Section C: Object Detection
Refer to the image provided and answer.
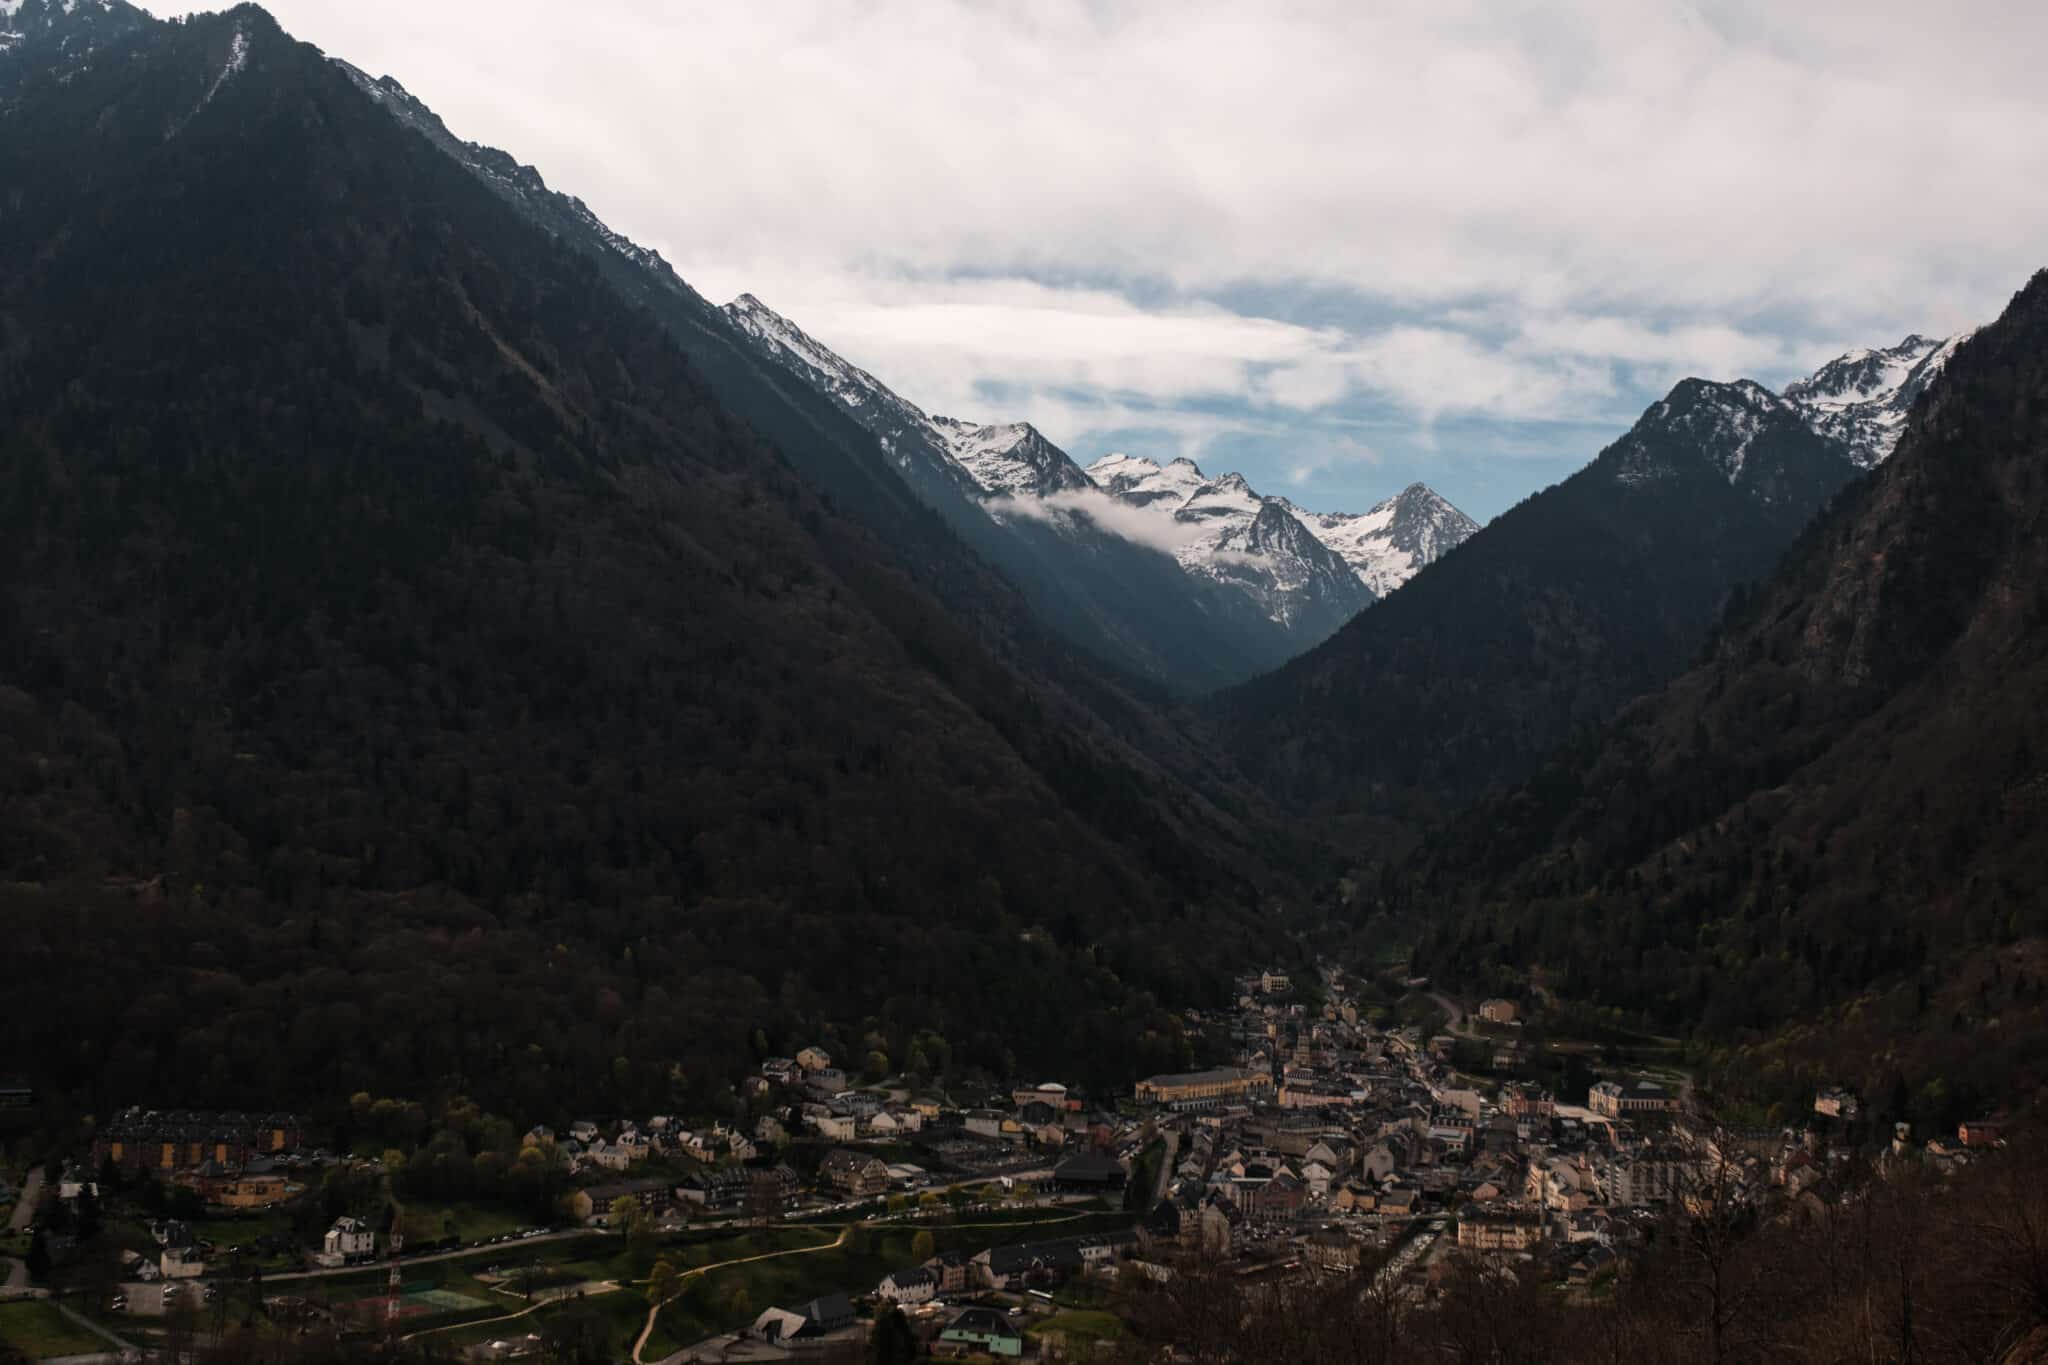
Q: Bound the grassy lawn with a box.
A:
[189,1210,295,1248]
[0,1301,106,1360]
[1030,1309,1123,1345]
[397,1202,531,1245]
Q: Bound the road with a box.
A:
[1429,993,1479,1040]
[1148,1131,1179,1210]
[6,1167,42,1231]
[264,1227,616,1283]
[3,1168,44,1301]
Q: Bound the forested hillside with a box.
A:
[0,5,1286,1117]
[1216,379,1859,845]
[1408,271,2048,1125]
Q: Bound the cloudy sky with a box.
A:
[161,0,2045,520]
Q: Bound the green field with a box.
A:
[397,1202,532,1246]
[1031,1309,1124,1346]
[0,1300,107,1360]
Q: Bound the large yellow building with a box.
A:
[1134,1068,1272,1110]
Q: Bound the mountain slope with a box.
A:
[1783,332,1971,468]
[1215,376,1861,842]
[0,4,1285,1113]
[717,292,1371,688]
[1411,270,2048,1122]
[1281,484,1482,598]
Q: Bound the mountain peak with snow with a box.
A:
[1783,331,1972,468]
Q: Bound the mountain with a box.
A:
[1090,456,1476,601]
[1410,270,2048,1125]
[1081,454,1380,638]
[1280,483,1481,598]
[1783,331,1971,468]
[0,3,1291,1114]
[0,0,148,61]
[1216,374,1861,843]
[322,64,1295,696]
[718,292,1372,688]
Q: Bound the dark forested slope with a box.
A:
[1412,271,2048,1122]
[0,5,1282,1114]
[1216,378,1859,844]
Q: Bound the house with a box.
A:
[318,1217,376,1267]
[1011,1082,1073,1111]
[940,1307,1024,1358]
[811,1112,857,1142]
[751,1294,855,1343]
[1478,999,1519,1025]
[796,1047,833,1073]
[924,1250,976,1295]
[754,1115,789,1146]
[819,1150,890,1199]
[568,1121,600,1143]
[585,1141,633,1173]
[978,1241,1085,1290]
[1456,1204,1545,1252]
[761,1058,800,1085]
[1307,1227,1365,1273]
[806,1068,849,1095]
[570,1178,670,1223]
[1814,1088,1861,1121]
[877,1267,936,1306]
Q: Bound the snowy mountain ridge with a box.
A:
[723,294,1094,500]
[1090,455,1477,599]
[1782,331,1972,468]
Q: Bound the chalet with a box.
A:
[570,1177,670,1222]
[978,1240,1084,1289]
[819,1149,890,1199]
[924,1250,976,1295]
[761,1058,800,1084]
[795,1047,833,1073]
[1478,999,1519,1024]
[939,1307,1023,1358]
[877,1267,936,1306]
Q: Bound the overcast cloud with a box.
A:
[156,0,2048,519]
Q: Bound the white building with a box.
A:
[317,1216,376,1267]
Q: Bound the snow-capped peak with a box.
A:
[1608,378,1801,487]
[720,294,1093,499]
[1283,484,1482,597]
[1782,331,1973,468]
